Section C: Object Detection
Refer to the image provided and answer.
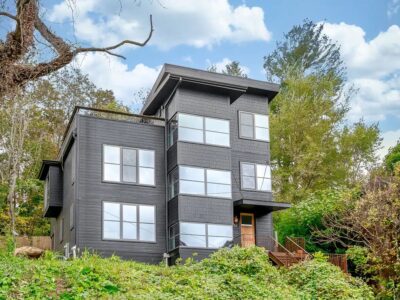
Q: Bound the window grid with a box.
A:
[239,111,269,142]
[169,113,230,148]
[169,166,232,199]
[103,202,156,242]
[240,162,272,192]
[169,222,233,250]
[103,145,155,186]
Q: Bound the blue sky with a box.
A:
[2,0,400,156]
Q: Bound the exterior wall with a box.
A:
[75,115,166,263]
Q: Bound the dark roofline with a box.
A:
[141,64,280,115]
[38,160,61,180]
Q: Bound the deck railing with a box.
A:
[327,254,348,273]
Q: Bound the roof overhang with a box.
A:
[38,160,61,180]
[141,64,280,115]
[234,199,291,214]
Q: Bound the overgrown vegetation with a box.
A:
[0,247,373,300]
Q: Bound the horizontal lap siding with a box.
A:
[256,213,273,248]
[76,116,166,263]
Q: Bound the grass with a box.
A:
[0,246,374,300]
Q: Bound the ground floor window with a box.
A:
[169,222,232,249]
[103,202,155,242]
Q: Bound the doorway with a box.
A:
[240,213,255,247]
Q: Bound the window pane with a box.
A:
[205,118,229,133]
[205,131,230,146]
[104,164,120,182]
[139,167,155,185]
[208,224,232,237]
[207,169,231,184]
[123,205,136,222]
[123,166,136,183]
[241,215,253,225]
[242,163,255,176]
[139,150,154,167]
[180,180,205,195]
[103,221,120,239]
[240,112,253,125]
[256,165,271,179]
[242,176,256,189]
[240,125,254,138]
[123,149,136,166]
[104,202,120,221]
[255,127,269,141]
[104,145,120,164]
[140,223,155,241]
[122,222,137,239]
[208,236,232,248]
[180,223,206,235]
[207,183,231,198]
[179,113,203,129]
[179,127,203,143]
[257,178,272,191]
[140,206,155,223]
[180,234,206,247]
[254,114,269,128]
[180,166,204,181]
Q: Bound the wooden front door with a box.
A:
[240,213,255,247]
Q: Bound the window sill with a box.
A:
[101,180,156,188]
[170,193,232,200]
[170,140,231,150]
[238,136,269,143]
[101,238,157,244]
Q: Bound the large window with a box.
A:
[168,113,230,147]
[169,222,233,249]
[103,145,155,185]
[239,111,269,141]
[168,166,232,199]
[241,162,271,191]
[103,202,155,242]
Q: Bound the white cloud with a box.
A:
[207,57,250,75]
[73,53,160,106]
[322,23,400,123]
[49,0,271,50]
[388,0,400,17]
[378,129,400,159]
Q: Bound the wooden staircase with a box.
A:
[266,236,310,267]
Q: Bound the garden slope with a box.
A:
[0,247,373,300]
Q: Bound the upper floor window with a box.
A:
[168,113,230,147]
[103,145,155,186]
[103,202,155,242]
[169,222,233,249]
[168,166,232,199]
[239,111,269,142]
[240,162,271,192]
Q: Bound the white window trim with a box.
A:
[238,111,269,142]
[240,162,272,192]
[169,222,233,250]
[169,113,231,148]
[169,165,232,199]
[102,145,156,186]
[102,201,156,243]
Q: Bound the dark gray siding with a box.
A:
[76,115,166,263]
[255,213,274,249]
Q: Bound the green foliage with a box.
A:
[207,61,248,78]
[0,247,373,299]
[384,141,400,174]
[274,188,355,252]
[286,259,374,299]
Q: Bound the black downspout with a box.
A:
[163,78,182,265]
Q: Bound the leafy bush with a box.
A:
[0,247,373,299]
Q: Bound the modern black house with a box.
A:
[38,64,290,264]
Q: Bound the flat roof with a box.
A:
[38,160,61,180]
[141,64,280,115]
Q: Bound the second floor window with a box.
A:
[103,145,155,185]
[241,162,272,192]
[168,113,230,147]
[239,111,269,142]
[168,166,232,199]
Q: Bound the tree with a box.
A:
[0,0,153,97]
[264,19,345,86]
[384,141,400,174]
[208,61,248,78]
